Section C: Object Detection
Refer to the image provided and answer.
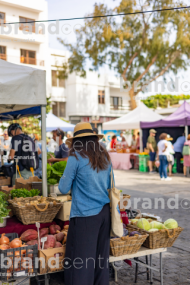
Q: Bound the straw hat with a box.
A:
[166,134,173,141]
[66,122,103,145]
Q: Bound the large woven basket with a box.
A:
[127,224,184,249]
[9,196,62,225]
[110,227,148,257]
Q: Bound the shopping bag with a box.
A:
[108,168,123,238]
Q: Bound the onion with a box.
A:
[10,238,22,248]
[0,233,10,245]
[0,244,10,250]
[20,245,27,255]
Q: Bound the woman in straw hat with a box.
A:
[59,122,113,285]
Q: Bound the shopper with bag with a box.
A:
[157,133,172,181]
[59,122,114,285]
[166,134,175,176]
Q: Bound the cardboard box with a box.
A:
[56,200,72,221]
[0,177,11,187]
[38,246,66,274]
[0,185,15,195]
[15,176,42,193]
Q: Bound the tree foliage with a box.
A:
[59,0,190,109]
[142,94,190,108]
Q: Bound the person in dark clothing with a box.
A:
[8,123,33,185]
[47,128,69,163]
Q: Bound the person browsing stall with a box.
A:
[147,129,157,173]
[8,124,35,185]
[0,129,11,164]
[173,133,185,173]
[59,122,113,285]
[47,128,69,163]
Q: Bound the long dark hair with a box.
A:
[69,136,111,172]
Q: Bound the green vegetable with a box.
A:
[0,191,10,223]
[47,178,58,185]
[11,189,40,199]
[52,161,67,174]
[136,218,151,231]
[150,221,165,230]
[47,152,55,160]
[164,219,178,229]
[47,161,67,185]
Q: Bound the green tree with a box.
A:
[142,94,190,108]
[59,0,190,109]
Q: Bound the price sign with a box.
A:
[41,236,47,250]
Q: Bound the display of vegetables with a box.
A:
[47,161,67,185]
[0,192,10,223]
[19,224,69,250]
[134,218,179,232]
[11,189,40,199]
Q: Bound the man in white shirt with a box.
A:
[0,129,11,164]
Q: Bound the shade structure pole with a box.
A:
[185,125,188,141]
[41,105,48,197]
[140,129,143,152]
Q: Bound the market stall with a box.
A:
[103,103,163,170]
[140,101,190,145]
[0,59,47,196]
[45,113,75,132]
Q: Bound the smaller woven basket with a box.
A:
[127,224,184,249]
[110,227,148,257]
[9,196,62,225]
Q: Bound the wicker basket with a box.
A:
[110,228,148,257]
[8,196,62,225]
[127,224,184,249]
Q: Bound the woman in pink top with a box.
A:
[184,134,190,168]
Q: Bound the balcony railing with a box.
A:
[0,54,6,60]
[20,56,44,66]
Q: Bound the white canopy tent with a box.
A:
[45,113,75,132]
[103,102,163,151]
[0,59,48,196]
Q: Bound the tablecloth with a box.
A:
[109,153,132,170]
[0,217,69,237]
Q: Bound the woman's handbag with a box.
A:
[108,168,123,238]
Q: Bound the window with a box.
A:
[98,90,105,104]
[0,12,5,25]
[0,46,6,60]
[52,102,66,117]
[52,70,57,87]
[52,70,65,88]
[19,16,35,33]
[20,49,36,65]
[110,97,122,110]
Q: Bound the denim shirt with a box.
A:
[58,153,112,218]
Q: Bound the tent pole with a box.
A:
[185,125,188,141]
[41,105,47,197]
[140,129,143,152]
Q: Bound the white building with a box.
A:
[0,0,131,129]
[0,0,50,90]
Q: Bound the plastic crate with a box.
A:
[0,233,18,241]
[0,243,38,282]
[139,166,149,172]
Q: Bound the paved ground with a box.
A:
[109,170,190,285]
[33,170,190,285]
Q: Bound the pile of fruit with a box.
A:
[131,218,179,232]
[20,224,69,249]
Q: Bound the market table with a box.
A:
[109,152,132,170]
[110,247,167,285]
